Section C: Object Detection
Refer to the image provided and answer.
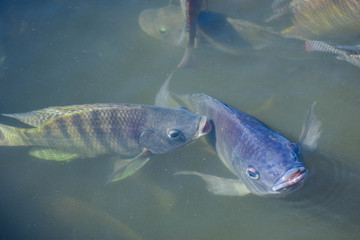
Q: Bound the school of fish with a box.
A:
[139,0,360,68]
[3,0,359,200]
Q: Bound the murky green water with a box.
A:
[1,1,359,239]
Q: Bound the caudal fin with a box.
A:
[177,47,196,68]
[155,69,193,109]
[305,40,341,55]
[0,123,28,146]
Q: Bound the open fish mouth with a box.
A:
[194,116,212,139]
[272,167,308,192]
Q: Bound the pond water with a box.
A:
[0,0,359,239]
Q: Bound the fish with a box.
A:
[155,74,321,197]
[196,11,295,54]
[139,5,187,47]
[177,0,203,68]
[280,0,360,42]
[139,6,306,58]
[0,103,210,182]
[305,40,360,68]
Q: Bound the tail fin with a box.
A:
[305,40,341,55]
[155,69,193,109]
[0,123,28,146]
[177,47,196,68]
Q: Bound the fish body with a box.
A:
[306,40,360,68]
[197,11,312,59]
[181,94,310,197]
[156,76,321,197]
[197,11,288,54]
[281,0,360,42]
[0,103,210,181]
[177,0,203,68]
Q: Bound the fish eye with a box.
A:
[246,167,259,180]
[167,129,183,140]
[158,26,168,36]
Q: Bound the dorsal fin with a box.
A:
[3,104,118,127]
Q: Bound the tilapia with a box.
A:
[305,40,360,68]
[0,103,210,182]
[196,11,302,55]
[156,75,321,197]
[139,5,306,58]
[139,5,187,47]
[280,0,360,42]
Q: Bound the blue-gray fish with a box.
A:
[156,75,321,197]
[306,40,360,68]
[0,103,210,182]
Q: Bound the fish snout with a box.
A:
[272,167,308,192]
[194,116,212,139]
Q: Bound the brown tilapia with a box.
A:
[281,0,360,42]
[0,103,210,182]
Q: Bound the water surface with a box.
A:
[1,1,359,239]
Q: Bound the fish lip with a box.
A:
[272,167,307,192]
[194,116,211,139]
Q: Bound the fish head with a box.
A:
[235,141,308,197]
[138,5,185,47]
[139,107,211,154]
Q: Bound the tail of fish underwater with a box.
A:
[0,123,29,146]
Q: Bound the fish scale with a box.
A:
[1,105,201,157]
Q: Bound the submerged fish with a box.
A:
[177,0,203,68]
[139,5,306,58]
[196,11,301,55]
[305,40,360,68]
[281,0,360,42]
[156,75,321,197]
[0,103,210,182]
[139,5,186,47]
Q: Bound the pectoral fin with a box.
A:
[175,171,250,196]
[106,150,150,184]
[29,148,80,161]
[299,102,321,152]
